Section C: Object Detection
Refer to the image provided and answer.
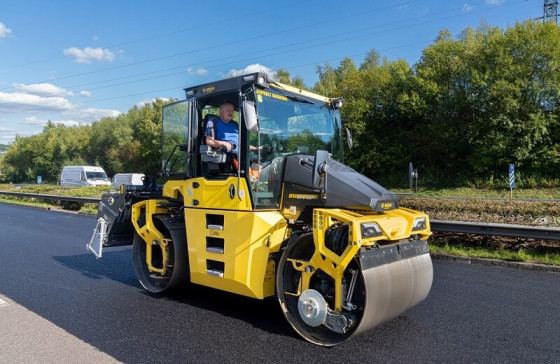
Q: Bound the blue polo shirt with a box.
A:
[206,117,239,152]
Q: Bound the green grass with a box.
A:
[0,183,113,197]
[429,240,560,267]
[0,184,109,213]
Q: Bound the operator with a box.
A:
[205,101,238,152]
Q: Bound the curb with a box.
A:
[431,253,560,274]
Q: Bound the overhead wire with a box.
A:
[0,0,533,110]
[0,0,420,91]
[77,0,528,104]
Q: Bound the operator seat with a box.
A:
[200,113,227,175]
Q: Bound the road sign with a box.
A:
[37,175,42,184]
[508,164,515,188]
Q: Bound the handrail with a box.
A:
[1,190,560,240]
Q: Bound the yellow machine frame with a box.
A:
[131,176,431,304]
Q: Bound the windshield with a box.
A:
[249,87,343,208]
[86,172,109,180]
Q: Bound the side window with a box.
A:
[161,100,198,175]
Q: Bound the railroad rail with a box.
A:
[1,191,560,241]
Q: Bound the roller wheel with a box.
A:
[132,216,189,293]
[276,234,366,346]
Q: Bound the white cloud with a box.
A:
[18,108,121,129]
[135,98,172,108]
[64,107,121,120]
[62,46,116,64]
[486,0,504,4]
[227,64,276,79]
[19,116,83,128]
[186,67,208,76]
[0,22,12,38]
[462,3,474,12]
[20,116,44,125]
[0,91,74,112]
[78,90,92,97]
[12,83,74,97]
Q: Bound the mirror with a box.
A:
[344,127,353,149]
[312,150,329,188]
[243,100,259,132]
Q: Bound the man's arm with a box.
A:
[206,135,234,151]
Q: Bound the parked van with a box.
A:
[60,166,111,187]
[112,173,145,190]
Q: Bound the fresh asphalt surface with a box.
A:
[1,203,559,363]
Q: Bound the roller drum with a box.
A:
[277,236,433,346]
[355,251,433,335]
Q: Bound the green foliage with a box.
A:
[1,100,169,183]
[413,21,560,185]
[311,21,560,187]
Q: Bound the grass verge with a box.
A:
[429,238,560,267]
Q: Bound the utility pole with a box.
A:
[544,0,558,23]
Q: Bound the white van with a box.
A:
[112,173,145,190]
[60,166,112,187]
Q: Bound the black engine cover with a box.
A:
[281,154,399,213]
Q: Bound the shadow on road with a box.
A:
[53,249,292,338]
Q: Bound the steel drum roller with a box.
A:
[354,252,433,335]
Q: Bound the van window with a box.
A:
[86,171,109,180]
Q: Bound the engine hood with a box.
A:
[281,154,399,212]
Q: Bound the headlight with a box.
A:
[361,222,382,238]
[412,217,427,231]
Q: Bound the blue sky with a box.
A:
[0,0,546,145]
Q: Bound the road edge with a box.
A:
[431,253,560,273]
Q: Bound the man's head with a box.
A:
[219,101,234,122]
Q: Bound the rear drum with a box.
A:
[132,216,189,293]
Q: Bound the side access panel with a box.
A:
[184,208,287,299]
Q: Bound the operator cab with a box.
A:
[160,73,345,209]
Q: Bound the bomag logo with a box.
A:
[288,194,318,200]
[203,86,215,94]
[381,202,394,210]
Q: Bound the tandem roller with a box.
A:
[86,72,433,347]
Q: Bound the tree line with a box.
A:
[0,99,165,183]
[1,21,559,188]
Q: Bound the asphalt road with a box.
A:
[1,203,559,363]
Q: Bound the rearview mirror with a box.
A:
[312,150,329,188]
[243,100,259,132]
[344,127,353,149]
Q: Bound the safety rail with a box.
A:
[0,191,99,203]
[431,220,560,241]
[1,191,560,240]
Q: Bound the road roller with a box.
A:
[88,72,433,346]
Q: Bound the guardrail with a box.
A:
[397,193,560,203]
[431,220,560,241]
[0,191,99,203]
[1,190,560,241]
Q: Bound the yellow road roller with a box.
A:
[88,72,433,346]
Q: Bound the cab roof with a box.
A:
[183,72,332,108]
